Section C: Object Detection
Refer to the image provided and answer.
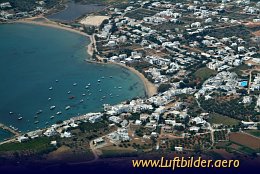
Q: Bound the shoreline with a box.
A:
[11,18,157,97]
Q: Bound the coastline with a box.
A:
[11,18,157,97]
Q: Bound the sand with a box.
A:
[80,15,109,26]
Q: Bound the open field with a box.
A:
[229,132,260,150]
[208,113,240,126]
[0,137,52,152]
[194,67,217,82]
[245,130,260,138]
[100,145,137,158]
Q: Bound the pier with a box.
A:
[0,123,20,136]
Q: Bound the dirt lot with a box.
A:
[229,132,260,150]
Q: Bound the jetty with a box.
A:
[0,123,20,136]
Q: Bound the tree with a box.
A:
[158,83,171,93]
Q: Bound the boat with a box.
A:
[56,111,62,115]
[18,117,23,120]
[65,106,71,110]
[56,80,59,82]
[99,89,102,92]
[85,86,89,89]
[98,79,101,82]
[50,106,56,110]
[34,121,39,124]
[36,110,43,114]
[34,115,38,119]
[9,112,13,115]
[110,76,113,78]
[50,116,55,119]
[73,83,77,86]
[101,76,105,79]
[69,96,75,99]
[49,87,53,90]
[80,99,84,103]
[45,122,49,125]
[82,93,86,96]
[48,97,52,101]
[118,87,122,89]
[88,83,91,86]
[68,91,71,94]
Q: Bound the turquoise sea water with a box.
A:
[0,23,145,133]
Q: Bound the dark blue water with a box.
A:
[47,2,106,22]
[0,23,145,132]
[0,128,14,141]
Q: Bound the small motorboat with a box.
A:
[82,93,86,96]
[9,112,14,115]
[48,98,52,101]
[34,121,39,124]
[56,111,62,115]
[67,91,71,94]
[69,96,75,99]
[50,116,55,119]
[50,106,56,110]
[73,83,77,86]
[36,110,43,115]
[49,87,53,90]
[98,79,101,83]
[18,117,23,120]
[56,80,59,82]
[80,99,84,103]
[65,106,71,110]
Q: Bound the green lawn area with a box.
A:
[208,113,240,126]
[194,67,217,82]
[0,137,52,152]
[245,130,260,137]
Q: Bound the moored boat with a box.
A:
[50,106,56,110]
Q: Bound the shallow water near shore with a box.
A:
[0,23,145,133]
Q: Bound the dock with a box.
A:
[0,123,20,136]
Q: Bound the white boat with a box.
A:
[65,106,71,110]
[82,93,86,96]
[98,80,101,82]
[80,99,84,103]
[34,115,38,119]
[18,117,23,120]
[118,87,122,89]
[67,91,71,94]
[50,116,55,119]
[49,87,53,90]
[99,89,102,92]
[9,112,13,115]
[88,83,91,86]
[34,121,39,124]
[85,86,89,89]
[56,111,62,115]
[36,110,43,114]
[45,122,49,125]
[50,106,56,110]
[101,76,105,79]
[110,76,113,78]
[48,98,52,101]
[56,80,59,82]
[73,83,77,86]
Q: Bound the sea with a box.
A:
[0,23,145,134]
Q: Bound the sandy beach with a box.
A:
[12,18,157,98]
[80,15,109,26]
